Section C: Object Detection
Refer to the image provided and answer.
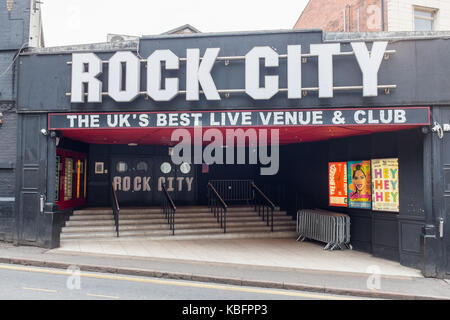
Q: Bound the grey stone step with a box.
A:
[60,222,296,239]
[66,211,293,226]
[65,214,293,228]
[62,219,296,234]
[62,223,170,233]
[68,210,289,222]
[60,231,298,243]
[61,229,172,239]
[69,214,115,221]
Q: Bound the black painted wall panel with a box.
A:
[398,130,425,216]
[0,109,17,240]
[0,110,17,164]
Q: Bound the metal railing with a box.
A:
[207,182,228,233]
[251,182,275,232]
[296,209,351,250]
[162,183,176,235]
[111,182,120,237]
[208,180,253,203]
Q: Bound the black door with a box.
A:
[153,156,196,205]
[443,111,450,274]
[17,114,48,243]
[111,156,153,206]
[111,156,196,206]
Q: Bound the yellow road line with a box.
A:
[87,293,120,299]
[23,287,57,293]
[1,264,358,300]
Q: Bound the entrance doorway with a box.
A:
[111,154,196,206]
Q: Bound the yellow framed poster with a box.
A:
[371,158,399,213]
[348,160,372,209]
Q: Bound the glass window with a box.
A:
[64,157,74,201]
[180,162,191,174]
[55,156,61,201]
[136,161,148,172]
[116,161,128,173]
[414,8,436,31]
[160,162,172,174]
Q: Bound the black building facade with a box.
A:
[0,24,449,278]
[0,0,32,243]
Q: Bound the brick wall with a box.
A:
[387,0,450,31]
[294,0,450,32]
[294,0,388,32]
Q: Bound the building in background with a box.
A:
[294,0,450,32]
[159,24,201,35]
[107,24,200,43]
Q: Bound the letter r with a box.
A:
[71,53,103,103]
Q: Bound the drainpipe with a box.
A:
[343,5,351,32]
[380,0,385,31]
[356,8,360,32]
[343,8,347,32]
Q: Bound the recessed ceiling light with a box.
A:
[128,143,138,146]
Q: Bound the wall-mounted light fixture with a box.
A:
[431,122,444,139]
[40,128,48,136]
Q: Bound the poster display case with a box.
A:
[56,149,87,210]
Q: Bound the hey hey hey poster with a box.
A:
[371,158,399,213]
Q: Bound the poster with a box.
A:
[348,161,372,209]
[329,162,348,207]
[371,158,399,212]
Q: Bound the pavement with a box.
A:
[0,239,449,300]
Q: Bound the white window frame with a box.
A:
[413,6,438,31]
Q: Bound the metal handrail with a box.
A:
[208,179,254,202]
[162,183,176,235]
[111,182,120,237]
[251,182,275,232]
[207,182,228,233]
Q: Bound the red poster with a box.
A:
[329,162,348,207]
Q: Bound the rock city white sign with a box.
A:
[70,41,391,103]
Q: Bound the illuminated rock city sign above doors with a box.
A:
[69,41,396,103]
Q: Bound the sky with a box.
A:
[40,0,309,47]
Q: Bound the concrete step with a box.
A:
[65,215,293,228]
[60,222,296,239]
[63,223,170,233]
[66,211,293,226]
[68,210,289,222]
[62,219,296,234]
[62,205,294,241]
[60,231,298,243]
[61,229,172,239]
